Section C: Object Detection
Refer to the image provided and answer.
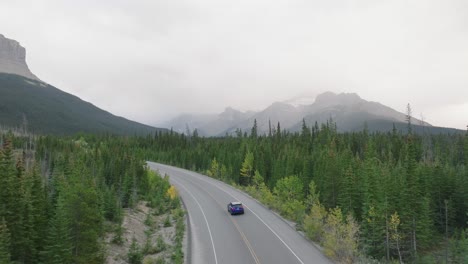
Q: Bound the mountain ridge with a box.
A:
[0,73,166,135]
[0,34,166,135]
[164,92,462,136]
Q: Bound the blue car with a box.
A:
[227,201,244,215]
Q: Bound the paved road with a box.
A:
[147,162,332,264]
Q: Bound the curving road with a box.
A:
[147,162,332,264]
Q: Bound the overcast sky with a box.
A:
[1,0,467,129]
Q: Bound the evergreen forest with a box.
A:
[0,132,176,264]
[140,120,468,263]
[1,116,467,263]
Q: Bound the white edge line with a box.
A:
[162,164,305,264]
[170,177,219,264]
[227,192,305,264]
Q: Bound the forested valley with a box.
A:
[1,117,467,263]
[140,120,468,263]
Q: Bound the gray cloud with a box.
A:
[1,0,467,129]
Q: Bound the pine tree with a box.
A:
[302,158,314,196]
[65,181,103,264]
[276,122,281,139]
[405,103,413,135]
[415,196,433,250]
[0,138,15,221]
[29,166,48,254]
[268,119,272,137]
[58,160,104,264]
[402,132,421,256]
[461,228,468,263]
[42,197,72,264]
[251,119,258,138]
[361,203,386,258]
[128,237,142,264]
[360,145,387,258]
[337,166,358,217]
[317,139,341,208]
[0,218,11,264]
[17,187,36,263]
[0,139,24,261]
[301,119,311,139]
[464,125,468,165]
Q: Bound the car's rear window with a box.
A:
[232,204,243,208]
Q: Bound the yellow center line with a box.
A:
[206,191,261,264]
[230,216,261,264]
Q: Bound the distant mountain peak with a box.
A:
[163,91,453,136]
[0,34,39,81]
[222,106,241,114]
[315,92,362,105]
[219,107,245,121]
[267,101,297,110]
[283,93,317,107]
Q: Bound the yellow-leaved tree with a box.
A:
[240,151,254,185]
[323,207,359,263]
[390,211,403,263]
[166,185,178,200]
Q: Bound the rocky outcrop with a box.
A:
[0,34,39,80]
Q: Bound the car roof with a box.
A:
[231,201,242,205]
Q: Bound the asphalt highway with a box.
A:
[147,162,332,264]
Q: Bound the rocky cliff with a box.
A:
[0,34,39,80]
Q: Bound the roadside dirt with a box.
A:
[105,201,178,264]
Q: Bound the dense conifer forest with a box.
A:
[0,132,176,264]
[139,120,468,263]
[1,116,467,263]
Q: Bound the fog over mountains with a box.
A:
[0,33,463,136]
[164,92,461,136]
